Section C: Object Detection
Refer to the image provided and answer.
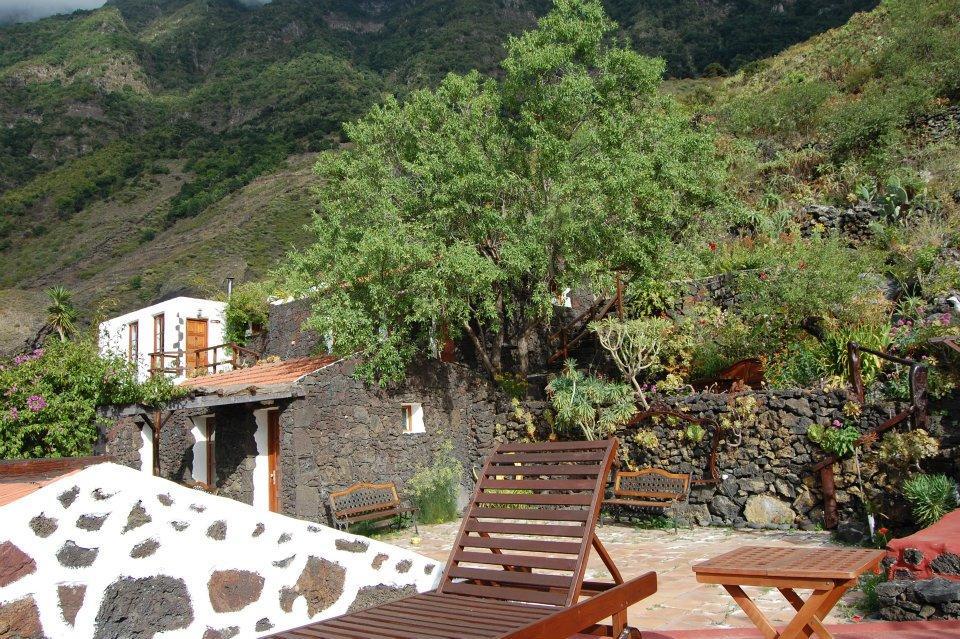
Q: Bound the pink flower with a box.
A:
[31,348,43,358]
[832,419,842,428]
[7,407,18,421]
[941,314,952,326]
[26,395,46,412]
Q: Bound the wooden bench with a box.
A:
[329,481,418,533]
[603,468,691,531]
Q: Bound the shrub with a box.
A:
[878,429,939,470]
[224,280,274,346]
[409,440,463,524]
[807,420,860,458]
[547,361,636,441]
[903,474,958,528]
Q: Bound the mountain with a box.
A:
[0,0,878,336]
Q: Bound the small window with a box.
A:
[153,314,165,353]
[402,403,425,434]
[128,321,139,362]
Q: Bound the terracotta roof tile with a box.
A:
[0,456,111,506]
[179,355,339,394]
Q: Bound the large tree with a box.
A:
[283,0,728,384]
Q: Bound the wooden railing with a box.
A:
[148,343,261,378]
[548,276,625,364]
[813,341,929,529]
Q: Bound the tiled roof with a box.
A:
[179,355,339,395]
[0,457,108,507]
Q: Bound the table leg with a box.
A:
[724,585,778,639]
[777,589,833,639]
[778,589,831,639]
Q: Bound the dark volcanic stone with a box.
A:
[29,513,57,538]
[203,627,239,639]
[189,504,206,513]
[348,585,417,614]
[371,554,388,570]
[0,541,36,587]
[335,539,368,553]
[283,556,346,616]
[92,488,113,501]
[932,553,960,575]
[903,548,924,566]
[123,501,152,533]
[77,513,109,531]
[252,523,265,537]
[207,521,227,541]
[58,486,80,508]
[157,494,174,507]
[0,596,44,639]
[278,532,292,544]
[171,521,190,531]
[208,570,265,613]
[395,559,412,574]
[130,539,160,559]
[272,555,295,568]
[915,578,960,605]
[58,585,86,626]
[255,618,273,632]
[425,564,435,575]
[57,541,98,568]
[94,576,193,639]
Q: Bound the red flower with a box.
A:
[708,242,717,252]
[798,261,807,270]
[759,272,769,281]
[878,527,890,536]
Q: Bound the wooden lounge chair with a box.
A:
[267,439,657,639]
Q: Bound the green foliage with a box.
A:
[878,429,940,470]
[282,0,729,384]
[681,422,705,444]
[408,440,464,524]
[592,317,674,408]
[45,285,77,341]
[857,571,888,614]
[902,474,959,528]
[807,421,860,458]
[632,429,659,449]
[766,338,830,388]
[0,337,183,459]
[224,281,274,346]
[547,360,636,441]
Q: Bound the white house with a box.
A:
[98,296,228,382]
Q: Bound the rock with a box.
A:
[709,495,740,521]
[835,520,868,545]
[348,585,418,614]
[0,596,43,639]
[914,578,960,605]
[57,540,98,568]
[92,488,113,501]
[278,532,292,544]
[58,585,86,626]
[123,501,151,533]
[335,539,368,553]
[171,521,189,531]
[372,553,389,569]
[130,539,160,559]
[207,520,227,541]
[876,581,909,606]
[76,513,108,531]
[931,553,960,575]
[29,514,57,538]
[94,576,193,639]
[58,486,80,508]
[0,541,36,587]
[425,564,435,575]
[189,504,206,513]
[208,570,266,613]
[283,556,346,616]
[203,627,239,639]
[396,559,412,573]
[273,554,295,568]
[744,495,795,526]
[255,618,273,632]
[157,494,173,507]
[784,398,812,417]
[903,548,924,567]
[252,523,265,537]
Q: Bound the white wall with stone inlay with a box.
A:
[0,463,440,638]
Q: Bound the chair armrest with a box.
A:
[495,572,657,639]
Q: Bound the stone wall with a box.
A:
[876,578,960,621]
[0,464,440,639]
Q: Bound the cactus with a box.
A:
[881,177,910,220]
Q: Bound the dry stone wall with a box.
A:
[0,464,440,639]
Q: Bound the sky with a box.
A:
[0,0,271,23]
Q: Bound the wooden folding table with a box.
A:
[693,546,884,639]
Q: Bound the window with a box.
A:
[402,403,425,434]
[153,314,164,353]
[128,321,139,362]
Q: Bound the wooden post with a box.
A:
[847,342,865,403]
[910,364,929,430]
[820,465,839,529]
[615,274,624,321]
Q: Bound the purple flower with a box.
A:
[832,419,842,429]
[941,314,952,326]
[13,354,27,365]
[896,319,904,327]
[8,407,18,421]
[31,348,43,358]
[26,395,46,412]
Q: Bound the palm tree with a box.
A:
[46,285,78,342]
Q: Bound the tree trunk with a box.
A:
[463,320,499,380]
[517,327,530,374]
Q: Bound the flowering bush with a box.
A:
[0,337,183,459]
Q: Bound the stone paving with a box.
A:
[387,521,867,631]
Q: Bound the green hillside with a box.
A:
[0,0,879,330]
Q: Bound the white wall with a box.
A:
[98,297,227,382]
[138,423,154,475]
[189,415,213,485]
[252,409,273,511]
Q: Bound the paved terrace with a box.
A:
[388,522,869,631]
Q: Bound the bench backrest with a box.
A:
[329,482,400,516]
[613,468,690,500]
[438,438,618,608]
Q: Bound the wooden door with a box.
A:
[267,410,280,513]
[185,318,208,374]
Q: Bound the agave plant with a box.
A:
[903,474,959,528]
[546,360,637,441]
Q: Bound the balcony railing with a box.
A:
[149,343,261,378]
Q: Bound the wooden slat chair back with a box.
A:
[603,468,691,531]
[439,438,619,608]
[329,481,418,532]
